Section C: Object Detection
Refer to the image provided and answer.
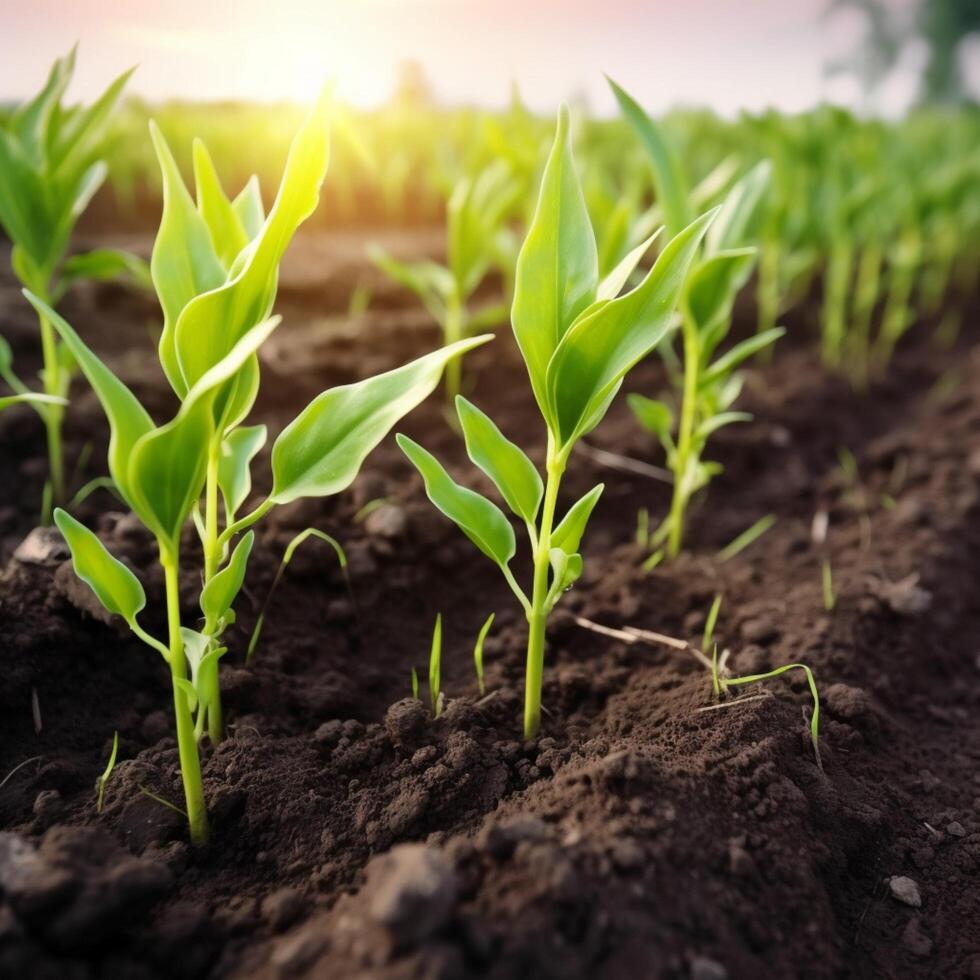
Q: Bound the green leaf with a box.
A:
[270,335,491,505]
[127,397,212,548]
[193,138,249,268]
[551,484,604,554]
[201,531,254,624]
[24,291,153,504]
[429,613,442,718]
[232,176,265,239]
[511,104,597,421]
[701,328,785,388]
[686,248,757,337]
[608,76,691,239]
[218,424,267,518]
[695,412,751,442]
[397,434,516,569]
[705,160,772,255]
[53,508,145,627]
[473,612,494,696]
[171,90,331,393]
[58,248,152,295]
[597,229,662,302]
[547,209,715,447]
[549,547,583,595]
[627,394,673,440]
[149,120,226,395]
[456,396,542,523]
[0,132,52,274]
[0,392,66,412]
[174,676,199,714]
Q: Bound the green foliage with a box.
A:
[613,80,782,558]
[400,106,711,738]
[473,613,495,697]
[47,94,484,845]
[0,49,145,517]
[722,663,822,769]
[247,527,349,664]
[53,509,146,631]
[371,160,519,401]
[96,732,120,814]
[428,613,443,718]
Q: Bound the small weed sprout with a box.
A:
[429,614,443,718]
[716,514,777,563]
[247,528,348,664]
[473,613,495,696]
[721,663,822,770]
[399,106,714,738]
[96,731,120,814]
[612,79,783,558]
[0,50,145,519]
[702,593,723,652]
[822,559,836,611]
[40,93,489,845]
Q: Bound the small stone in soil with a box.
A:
[364,844,457,949]
[888,875,922,907]
[690,955,729,980]
[13,526,70,566]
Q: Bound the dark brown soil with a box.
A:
[1,232,978,980]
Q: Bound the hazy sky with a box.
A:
[0,0,955,114]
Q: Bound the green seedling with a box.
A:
[702,593,723,652]
[717,514,776,563]
[411,667,420,700]
[0,49,146,519]
[37,94,489,845]
[247,528,348,664]
[822,559,836,611]
[611,79,783,559]
[473,612,495,696]
[96,731,120,814]
[721,663,822,769]
[371,161,519,402]
[398,105,714,738]
[428,613,443,718]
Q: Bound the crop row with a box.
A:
[0,51,970,843]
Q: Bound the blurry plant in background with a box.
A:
[0,48,147,522]
[827,0,980,107]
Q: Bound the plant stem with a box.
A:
[523,439,565,740]
[203,442,221,581]
[201,440,224,744]
[444,291,465,403]
[38,308,66,520]
[161,549,209,846]
[667,313,699,559]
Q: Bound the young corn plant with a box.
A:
[612,80,783,559]
[0,49,145,520]
[370,162,519,402]
[398,105,714,738]
[33,95,489,846]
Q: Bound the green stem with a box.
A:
[38,308,66,519]
[523,439,565,740]
[203,442,222,581]
[444,291,465,403]
[161,549,209,846]
[667,313,699,560]
[201,442,224,744]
